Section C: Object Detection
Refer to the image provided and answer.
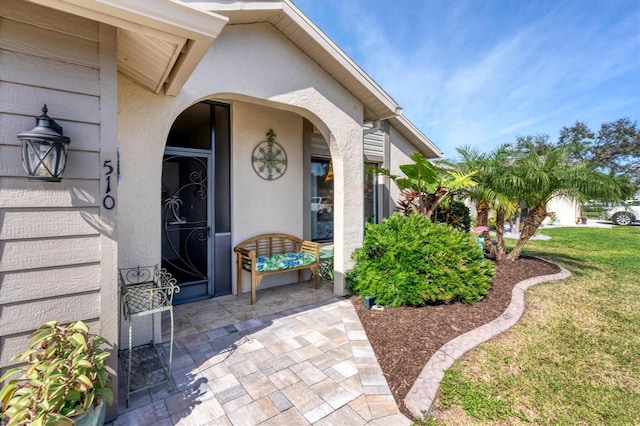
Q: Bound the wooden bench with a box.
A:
[234,233,321,305]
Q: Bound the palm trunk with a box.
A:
[475,201,495,258]
[424,188,448,218]
[506,205,547,260]
[495,207,506,260]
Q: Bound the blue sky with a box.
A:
[292,0,640,159]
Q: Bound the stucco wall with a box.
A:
[547,196,580,225]
[118,22,364,299]
[232,102,305,292]
[386,124,419,213]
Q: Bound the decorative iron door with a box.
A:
[161,151,212,304]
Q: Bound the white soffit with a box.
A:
[27,0,228,95]
[188,0,441,158]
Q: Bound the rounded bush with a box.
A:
[347,213,495,307]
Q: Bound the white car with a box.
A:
[606,202,640,226]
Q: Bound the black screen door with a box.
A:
[162,102,231,304]
[162,153,211,303]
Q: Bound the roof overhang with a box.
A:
[188,0,442,158]
[27,0,228,95]
[390,115,442,158]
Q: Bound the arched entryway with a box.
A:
[161,101,232,304]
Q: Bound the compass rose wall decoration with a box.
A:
[252,129,288,180]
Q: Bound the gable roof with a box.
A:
[27,0,228,95]
[30,0,441,157]
[186,0,441,157]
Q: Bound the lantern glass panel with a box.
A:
[22,139,67,181]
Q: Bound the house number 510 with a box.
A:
[103,160,115,210]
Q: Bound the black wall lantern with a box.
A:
[17,105,71,182]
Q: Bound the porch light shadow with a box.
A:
[70,187,116,238]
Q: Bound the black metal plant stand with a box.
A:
[119,265,179,407]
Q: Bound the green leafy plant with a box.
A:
[0,321,113,426]
[431,200,471,232]
[379,152,477,218]
[346,213,495,307]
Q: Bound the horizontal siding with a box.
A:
[0,208,100,240]
[1,320,99,367]
[0,145,100,179]
[364,130,384,161]
[0,236,101,272]
[0,49,101,96]
[311,129,385,161]
[0,177,99,208]
[0,81,100,125]
[0,292,100,336]
[0,264,101,304]
[0,113,101,152]
[0,0,99,41]
[0,17,99,68]
[0,1,111,376]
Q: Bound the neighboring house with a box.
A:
[0,0,441,419]
[546,196,581,225]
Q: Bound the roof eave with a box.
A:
[389,115,443,159]
[27,0,228,95]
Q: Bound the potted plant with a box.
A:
[0,321,113,426]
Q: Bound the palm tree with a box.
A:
[448,144,514,259]
[505,140,621,260]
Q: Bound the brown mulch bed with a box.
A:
[351,255,561,419]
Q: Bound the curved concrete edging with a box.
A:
[404,261,571,417]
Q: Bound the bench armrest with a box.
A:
[234,246,256,258]
[300,240,321,260]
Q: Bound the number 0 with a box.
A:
[103,195,115,210]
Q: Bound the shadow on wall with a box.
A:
[71,187,116,238]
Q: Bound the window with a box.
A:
[311,158,333,241]
[310,159,380,241]
[364,163,379,224]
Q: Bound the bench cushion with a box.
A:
[252,252,317,272]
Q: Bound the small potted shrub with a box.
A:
[0,321,113,426]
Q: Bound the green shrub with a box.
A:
[347,213,495,307]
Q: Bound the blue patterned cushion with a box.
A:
[254,252,316,272]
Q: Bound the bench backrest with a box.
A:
[236,233,302,257]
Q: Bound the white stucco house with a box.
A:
[0,0,441,419]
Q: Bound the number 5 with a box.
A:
[103,160,113,175]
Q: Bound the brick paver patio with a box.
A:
[108,282,411,425]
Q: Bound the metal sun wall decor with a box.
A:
[252,129,287,180]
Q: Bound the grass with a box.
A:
[426,226,640,425]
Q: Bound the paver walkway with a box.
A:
[108,257,574,424]
[109,296,411,425]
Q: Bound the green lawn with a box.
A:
[424,226,640,425]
